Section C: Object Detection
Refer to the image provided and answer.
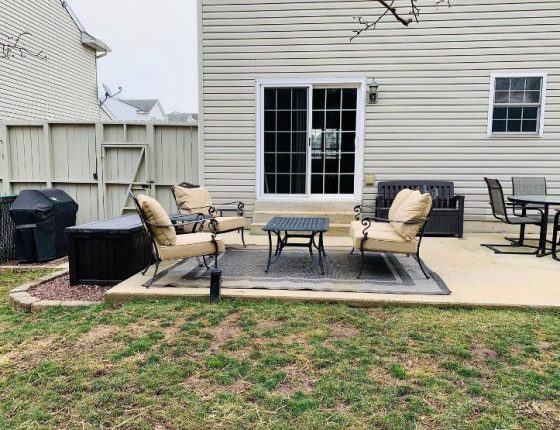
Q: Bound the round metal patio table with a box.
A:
[508,195,560,257]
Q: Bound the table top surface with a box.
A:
[508,195,560,205]
[262,216,330,232]
[66,215,143,233]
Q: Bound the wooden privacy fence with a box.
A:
[0,122,199,224]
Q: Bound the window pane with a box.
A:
[291,175,306,194]
[264,132,275,152]
[265,175,276,194]
[312,111,324,130]
[324,175,339,194]
[277,111,291,131]
[324,131,340,152]
[292,132,306,152]
[292,154,306,174]
[277,89,291,109]
[311,175,323,194]
[522,120,538,133]
[340,175,354,194]
[313,89,325,110]
[264,154,275,173]
[265,111,275,131]
[340,154,355,173]
[325,156,339,174]
[526,77,542,91]
[507,120,522,132]
[311,131,323,152]
[525,91,540,103]
[495,78,510,91]
[326,89,341,109]
[523,107,539,120]
[341,132,355,152]
[508,107,522,119]
[292,111,306,131]
[493,107,507,119]
[326,111,340,129]
[341,110,356,131]
[293,89,307,110]
[311,153,324,174]
[511,78,525,90]
[493,120,506,133]
[277,175,290,193]
[510,91,524,103]
[342,89,357,109]
[495,91,509,103]
[277,154,290,173]
[277,132,290,152]
[264,89,276,110]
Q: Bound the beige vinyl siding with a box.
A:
[0,0,102,121]
[200,0,560,221]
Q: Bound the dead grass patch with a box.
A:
[183,373,252,400]
[273,365,315,396]
[205,313,244,352]
[329,323,359,340]
[517,401,560,430]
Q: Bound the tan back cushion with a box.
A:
[390,190,432,241]
[137,195,176,246]
[388,188,414,221]
[173,186,213,215]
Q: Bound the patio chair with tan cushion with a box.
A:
[171,182,246,246]
[351,189,434,279]
[130,192,225,288]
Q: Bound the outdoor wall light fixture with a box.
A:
[367,79,379,104]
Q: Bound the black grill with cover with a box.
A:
[374,181,465,238]
[9,189,78,263]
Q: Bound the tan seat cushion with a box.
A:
[137,195,176,246]
[390,190,433,241]
[158,233,225,260]
[202,216,245,233]
[388,188,414,221]
[174,186,213,215]
[350,221,418,254]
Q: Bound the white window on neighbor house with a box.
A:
[487,73,547,137]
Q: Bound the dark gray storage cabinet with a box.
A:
[66,215,152,286]
[375,181,465,238]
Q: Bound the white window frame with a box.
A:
[255,77,366,202]
[487,72,547,138]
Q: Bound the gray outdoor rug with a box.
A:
[149,246,450,295]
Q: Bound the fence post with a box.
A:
[0,124,12,195]
[43,123,53,188]
[95,123,105,219]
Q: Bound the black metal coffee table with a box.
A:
[262,216,329,275]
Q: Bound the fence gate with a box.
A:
[102,143,154,218]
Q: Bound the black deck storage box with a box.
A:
[375,181,465,238]
[9,189,78,263]
[65,215,152,286]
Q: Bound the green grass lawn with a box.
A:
[0,271,559,430]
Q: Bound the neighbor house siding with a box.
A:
[200,0,560,223]
[0,0,102,121]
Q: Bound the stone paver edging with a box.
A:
[9,269,102,312]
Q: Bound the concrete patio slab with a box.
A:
[105,232,560,309]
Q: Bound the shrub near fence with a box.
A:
[0,195,17,263]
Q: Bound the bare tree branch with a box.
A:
[351,0,451,40]
[0,31,47,60]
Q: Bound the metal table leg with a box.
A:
[317,232,325,275]
[265,231,273,273]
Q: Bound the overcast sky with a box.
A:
[69,0,198,114]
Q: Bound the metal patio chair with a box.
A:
[171,182,247,247]
[507,176,547,247]
[553,210,560,261]
[351,188,435,279]
[130,191,225,288]
[481,178,543,254]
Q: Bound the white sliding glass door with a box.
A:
[258,79,364,200]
